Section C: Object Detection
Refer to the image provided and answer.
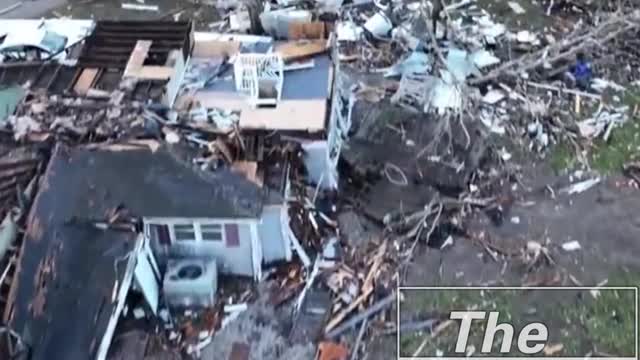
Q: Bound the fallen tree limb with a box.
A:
[325,292,395,339]
[526,81,602,99]
[470,10,640,85]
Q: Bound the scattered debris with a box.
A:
[121,3,159,11]
[543,343,564,356]
[561,178,601,195]
[507,2,526,15]
[1,0,640,358]
[561,240,582,252]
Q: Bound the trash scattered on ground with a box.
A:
[1,0,640,358]
[561,240,582,252]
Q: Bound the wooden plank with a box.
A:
[239,100,326,131]
[123,40,152,78]
[73,68,99,95]
[275,40,328,63]
[134,66,174,80]
[324,287,374,333]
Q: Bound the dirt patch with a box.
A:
[405,177,640,287]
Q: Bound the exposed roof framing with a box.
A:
[77,21,194,70]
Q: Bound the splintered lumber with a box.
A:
[470,10,640,85]
[325,292,396,339]
[361,240,386,294]
[324,287,374,334]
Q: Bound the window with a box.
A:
[146,221,240,245]
[150,224,171,246]
[201,224,223,242]
[174,224,196,241]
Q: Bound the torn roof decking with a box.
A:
[0,146,43,210]
[197,54,331,100]
[3,140,265,359]
[3,147,138,360]
[186,53,332,133]
[77,21,194,69]
[0,146,44,317]
[0,62,77,94]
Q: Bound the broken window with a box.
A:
[174,224,196,241]
[201,224,223,242]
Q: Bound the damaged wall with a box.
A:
[257,205,292,264]
[302,141,338,189]
[305,68,353,190]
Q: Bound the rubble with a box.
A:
[0,0,639,358]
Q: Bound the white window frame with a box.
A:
[164,221,227,244]
[172,223,198,242]
[199,223,225,242]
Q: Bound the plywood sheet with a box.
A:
[239,100,326,131]
[192,91,327,132]
[193,39,241,58]
[288,21,326,40]
[275,40,328,63]
[135,66,174,80]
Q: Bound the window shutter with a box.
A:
[224,224,240,247]
[156,224,171,246]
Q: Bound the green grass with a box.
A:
[557,271,639,356]
[400,282,639,357]
[550,90,640,174]
[589,117,640,173]
[550,142,578,173]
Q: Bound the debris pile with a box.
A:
[1,0,640,358]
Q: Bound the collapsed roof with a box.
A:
[2,144,139,360]
[179,33,333,133]
[2,139,266,359]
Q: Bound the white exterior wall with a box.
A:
[258,205,292,264]
[143,217,261,280]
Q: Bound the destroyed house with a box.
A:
[1,144,145,360]
[72,21,194,106]
[2,140,299,359]
[179,32,352,189]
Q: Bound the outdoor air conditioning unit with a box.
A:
[163,259,218,308]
